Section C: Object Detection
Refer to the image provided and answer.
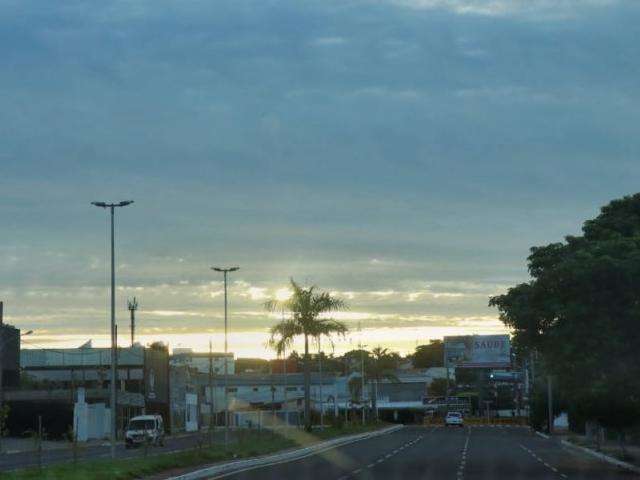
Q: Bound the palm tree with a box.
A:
[266,279,348,431]
[368,346,399,421]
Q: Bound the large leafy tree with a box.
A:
[266,279,348,431]
[411,340,444,369]
[490,194,640,432]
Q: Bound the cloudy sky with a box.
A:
[1,0,639,356]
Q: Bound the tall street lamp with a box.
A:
[92,200,133,458]
[211,266,239,449]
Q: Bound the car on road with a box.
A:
[125,415,165,448]
[445,411,464,427]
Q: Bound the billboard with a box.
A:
[444,335,511,369]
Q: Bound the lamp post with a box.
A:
[211,266,239,449]
[92,200,133,458]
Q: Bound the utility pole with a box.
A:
[547,375,554,435]
[318,337,324,429]
[0,301,4,412]
[127,297,138,347]
[444,343,450,412]
[270,359,275,431]
[209,340,214,446]
[212,266,239,450]
[91,200,133,459]
[282,348,288,425]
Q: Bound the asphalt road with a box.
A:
[219,426,637,480]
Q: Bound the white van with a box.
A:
[124,415,165,448]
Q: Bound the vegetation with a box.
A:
[265,279,348,431]
[367,347,400,420]
[235,358,270,374]
[490,193,640,436]
[428,377,448,397]
[411,340,444,369]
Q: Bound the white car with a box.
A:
[445,411,464,427]
[125,415,165,448]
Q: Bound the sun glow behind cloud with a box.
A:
[2,0,636,356]
[22,321,508,358]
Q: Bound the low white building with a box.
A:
[171,349,235,375]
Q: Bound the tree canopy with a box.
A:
[411,340,444,369]
[490,193,640,430]
[265,279,348,431]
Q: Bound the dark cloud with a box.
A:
[1,0,639,343]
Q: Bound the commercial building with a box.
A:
[171,348,235,375]
[12,342,170,438]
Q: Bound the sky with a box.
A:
[1,0,639,357]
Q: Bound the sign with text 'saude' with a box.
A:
[444,334,511,368]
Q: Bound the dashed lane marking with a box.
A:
[519,444,565,478]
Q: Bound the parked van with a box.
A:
[124,415,165,448]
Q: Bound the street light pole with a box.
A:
[547,375,554,435]
[318,337,323,430]
[92,200,133,459]
[211,266,239,450]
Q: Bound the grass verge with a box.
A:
[0,423,386,480]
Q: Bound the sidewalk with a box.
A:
[1,437,103,454]
[0,431,202,454]
[558,432,640,467]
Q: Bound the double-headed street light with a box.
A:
[211,266,239,449]
[91,200,133,459]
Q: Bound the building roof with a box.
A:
[21,346,148,368]
[192,372,340,386]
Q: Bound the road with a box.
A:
[0,430,212,471]
[221,426,637,480]
[0,426,636,478]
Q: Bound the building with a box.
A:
[371,368,455,423]
[186,368,452,426]
[188,371,359,427]
[171,348,235,375]
[169,364,200,432]
[13,342,170,438]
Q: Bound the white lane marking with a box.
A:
[385,454,392,459]
[352,468,362,474]
[206,426,404,480]
[519,443,564,478]
[367,463,375,468]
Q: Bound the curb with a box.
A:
[560,439,640,474]
[169,425,404,480]
[535,431,550,440]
